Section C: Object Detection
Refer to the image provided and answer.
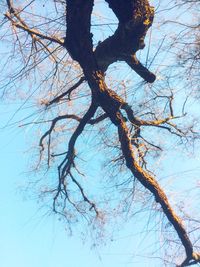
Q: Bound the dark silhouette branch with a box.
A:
[94,0,156,82]
[64,0,200,264]
[58,100,98,181]
[47,76,85,106]
[117,112,200,264]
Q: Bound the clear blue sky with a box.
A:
[1,98,200,267]
[0,110,158,267]
[0,103,160,267]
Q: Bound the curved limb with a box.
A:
[94,0,156,82]
[117,111,200,265]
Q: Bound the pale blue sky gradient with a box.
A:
[1,101,200,267]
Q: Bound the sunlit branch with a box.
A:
[5,1,64,46]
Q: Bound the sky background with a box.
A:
[0,103,159,267]
[1,93,200,267]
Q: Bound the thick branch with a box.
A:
[64,1,199,264]
[94,0,156,82]
[117,112,199,264]
[58,101,98,180]
[65,0,95,69]
[125,55,156,83]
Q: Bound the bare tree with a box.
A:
[1,0,200,266]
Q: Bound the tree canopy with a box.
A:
[1,0,200,266]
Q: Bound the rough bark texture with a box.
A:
[94,0,156,82]
[64,0,199,265]
[117,116,194,258]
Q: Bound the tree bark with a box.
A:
[64,0,200,265]
[94,0,156,82]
